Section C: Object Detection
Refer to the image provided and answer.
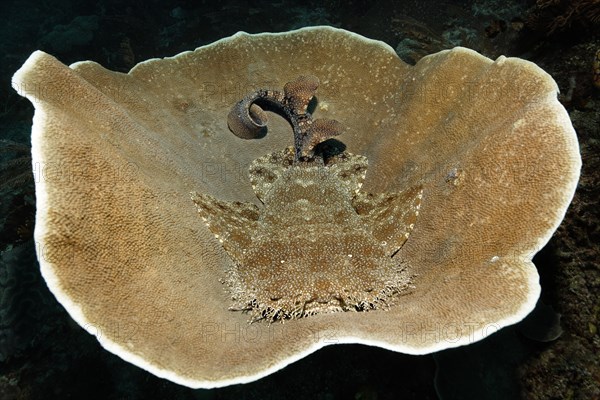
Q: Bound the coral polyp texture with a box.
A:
[12,26,580,388]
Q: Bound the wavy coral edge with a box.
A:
[13,26,582,388]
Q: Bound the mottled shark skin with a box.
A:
[193,146,423,322]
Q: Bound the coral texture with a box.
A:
[12,26,580,388]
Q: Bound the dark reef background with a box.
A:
[0,0,598,399]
